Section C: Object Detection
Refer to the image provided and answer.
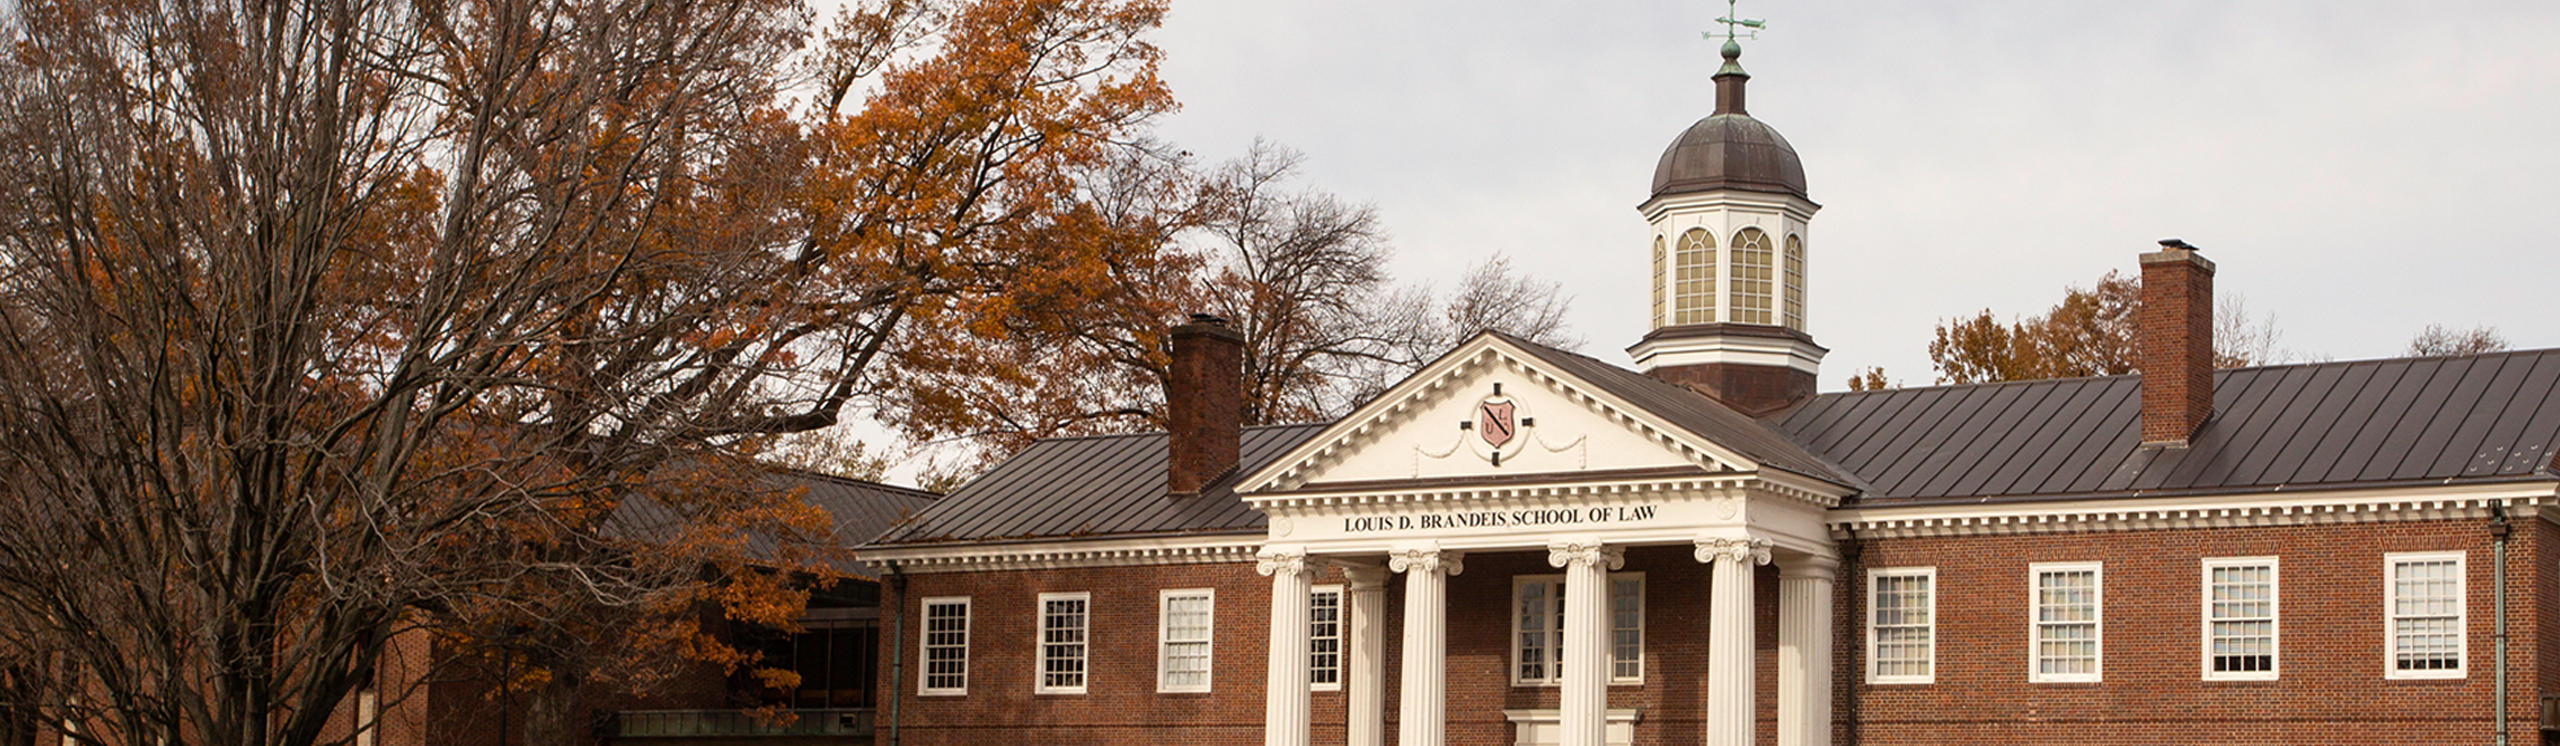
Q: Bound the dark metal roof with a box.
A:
[1767,349,2560,504]
[795,472,943,576]
[865,423,1327,546]
[1493,333,1863,489]
[602,467,940,577]
[1650,114,1809,199]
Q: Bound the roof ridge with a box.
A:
[1020,421,1335,446]
[774,467,944,499]
[1819,347,2560,398]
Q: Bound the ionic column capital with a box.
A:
[1545,539,1626,571]
[1695,537,1773,566]
[1388,547,1464,576]
[1257,547,1310,578]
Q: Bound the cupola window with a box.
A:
[1651,235,1668,329]
[1731,227,1774,325]
[1674,228,1716,325]
[1783,234,1805,331]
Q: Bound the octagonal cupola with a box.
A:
[1629,37,1826,416]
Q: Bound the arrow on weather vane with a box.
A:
[1703,0,1765,44]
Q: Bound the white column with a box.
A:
[1777,554,1838,746]
[1260,548,1314,746]
[1388,547,1463,746]
[1548,540,1626,746]
[1345,565,1391,746]
[1696,537,1772,746]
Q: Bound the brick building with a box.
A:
[854,39,2560,746]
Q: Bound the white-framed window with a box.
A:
[2387,551,2465,679]
[1867,567,1935,684]
[1036,592,1090,694]
[2030,562,2102,683]
[1157,588,1213,693]
[1510,573,1644,686]
[1729,227,1774,325]
[1651,235,1668,329]
[1782,233,1805,331]
[920,596,971,695]
[1309,585,1344,691]
[2203,557,2278,680]
[1674,228,1716,325]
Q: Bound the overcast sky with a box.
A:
[1142,0,2560,387]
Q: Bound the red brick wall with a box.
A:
[881,562,1284,746]
[875,517,2549,746]
[1847,517,2541,745]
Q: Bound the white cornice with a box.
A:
[1637,190,1819,222]
[1628,331,1827,374]
[857,535,1260,574]
[1247,471,1844,513]
[1829,482,2560,539]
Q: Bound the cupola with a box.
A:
[1628,36,1826,416]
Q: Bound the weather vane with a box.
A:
[1702,0,1765,46]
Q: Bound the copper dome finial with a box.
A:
[1703,0,1763,113]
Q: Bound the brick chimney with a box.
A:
[1166,314,1244,498]
[2139,240,2215,446]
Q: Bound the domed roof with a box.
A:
[1648,42,1808,200]
[1649,113,1807,199]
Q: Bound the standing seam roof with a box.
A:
[1769,348,2560,502]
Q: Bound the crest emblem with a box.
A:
[1477,399,1517,448]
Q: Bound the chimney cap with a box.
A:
[1185,313,1232,327]
[2157,237,2200,251]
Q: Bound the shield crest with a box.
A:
[1477,400,1517,448]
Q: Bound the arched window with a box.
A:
[1651,235,1668,329]
[1731,227,1773,325]
[1783,234,1805,331]
[1674,228,1715,325]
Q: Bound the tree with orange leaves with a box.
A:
[0,1,1188,746]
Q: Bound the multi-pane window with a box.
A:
[1309,585,1344,690]
[2388,552,2465,678]
[1037,592,1090,694]
[1730,227,1774,325]
[2204,558,2278,680]
[1674,228,1716,325]
[920,597,971,695]
[1782,234,1805,331]
[1158,589,1213,693]
[2032,563,2102,682]
[1511,574,1644,685]
[1867,568,1934,684]
[1609,578,1642,680]
[1651,235,1668,329]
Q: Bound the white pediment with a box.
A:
[1239,335,1765,493]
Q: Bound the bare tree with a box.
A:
[1192,141,1579,425]
[2407,324,2510,357]
[1438,254,1584,349]
[2213,293,2295,368]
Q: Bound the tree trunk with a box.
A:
[522,668,589,746]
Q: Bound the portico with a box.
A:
[1237,335,1854,746]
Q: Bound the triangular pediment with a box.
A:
[1239,334,1769,494]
